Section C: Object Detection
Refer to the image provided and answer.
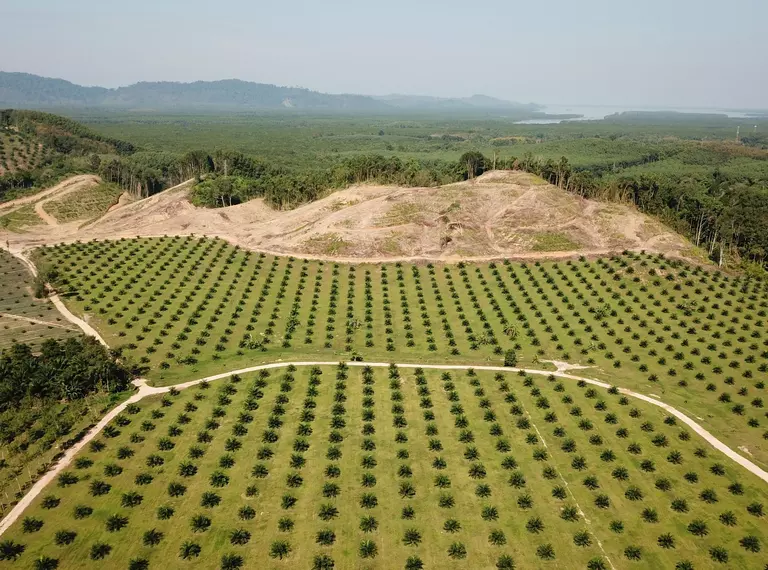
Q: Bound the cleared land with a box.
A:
[0,364,766,569]
[33,238,768,472]
[1,172,686,261]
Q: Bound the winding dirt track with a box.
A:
[1,359,767,537]
[0,175,100,217]
[10,250,109,346]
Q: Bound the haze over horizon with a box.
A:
[1,0,766,109]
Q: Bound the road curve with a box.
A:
[9,250,109,346]
[0,175,100,216]
[1,360,766,537]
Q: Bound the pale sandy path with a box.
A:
[34,176,103,226]
[0,175,100,216]
[0,378,161,536]
[9,249,109,346]
[33,200,57,226]
[1,360,766,537]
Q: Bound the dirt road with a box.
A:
[10,250,109,346]
[0,175,100,217]
[1,359,766,538]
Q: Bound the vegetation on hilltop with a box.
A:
[0,72,394,111]
[76,112,768,267]
[184,145,768,267]
[2,110,768,267]
[0,110,134,200]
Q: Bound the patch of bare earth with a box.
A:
[1,171,690,263]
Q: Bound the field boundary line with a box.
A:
[0,312,77,330]
[2,360,766,537]
[517,394,616,570]
[9,250,109,346]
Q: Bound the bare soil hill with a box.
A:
[1,171,688,261]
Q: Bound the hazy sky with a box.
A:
[1,0,766,108]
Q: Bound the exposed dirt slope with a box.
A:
[1,171,688,261]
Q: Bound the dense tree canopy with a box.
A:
[0,336,131,411]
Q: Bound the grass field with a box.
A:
[0,206,43,233]
[34,237,768,471]
[0,363,765,569]
[0,393,128,515]
[43,183,123,224]
[0,250,77,351]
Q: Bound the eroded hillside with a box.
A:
[1,171,688,261]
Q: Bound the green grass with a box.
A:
[1,364,765,569]
[43,183,123,224]
[0,392,129,513]
[0,250,77,351]
[34,237,768,472]
[0,205,43,232]
[531,232,581,252]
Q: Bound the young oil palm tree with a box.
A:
[179,541,201,559]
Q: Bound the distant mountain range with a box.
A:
[0,72,538,112]
[374,93,539,111]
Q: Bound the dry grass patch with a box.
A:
[531,231,581,252]
[302,232,353,255]
[375,202,425,227]
[0,204,43,232]
[44,183,123,224]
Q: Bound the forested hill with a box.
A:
[0,72,537,112]
[0,72,390,110]
[0,109,134,198]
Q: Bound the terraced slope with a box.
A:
[0,128,53,176]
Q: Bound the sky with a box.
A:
[1,0,766,109]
